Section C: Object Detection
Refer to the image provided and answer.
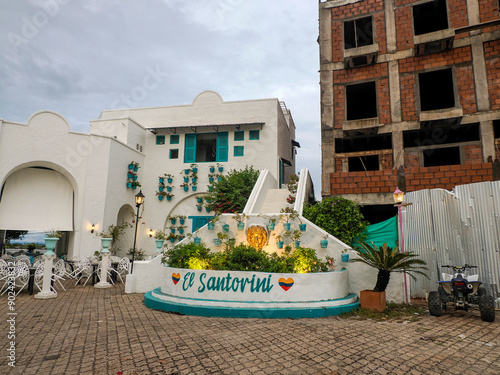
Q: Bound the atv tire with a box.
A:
[428,291,443,317]
[477,287,486,297]
[438,285,448,310]
[479,294,495,322]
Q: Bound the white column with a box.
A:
[34,253,57,299]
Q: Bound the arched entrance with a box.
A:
[113,204,135,257]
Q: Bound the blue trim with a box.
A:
[170,134,180,144]
[234,131,244,141]
[156,135,165,145]
[249,130,260,140]
[234,146,244,157]
[144,288,359,319]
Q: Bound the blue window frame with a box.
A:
[189,216,213,232]
[170,149,179,159]
[234,131,244,141]
[156,135,165,145]
[184,132,228,163]
[234,146,244,157]
[170,135,179,144]
[249,130,260,140]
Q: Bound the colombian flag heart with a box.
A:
[172,273,180,285]
[279,277,294,291]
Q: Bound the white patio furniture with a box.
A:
[115,257,130,283]
[72,257,93,286]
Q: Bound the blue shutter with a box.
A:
[216,132,228,162]
[184,134,197,163]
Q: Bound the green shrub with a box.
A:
[161,242,331,273]
[205,166,260,213]
[303,197,368,245]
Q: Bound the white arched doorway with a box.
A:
[113,204,135,257]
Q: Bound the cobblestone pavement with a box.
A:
[1,281,499,375]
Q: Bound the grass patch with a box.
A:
[339,302,426,322]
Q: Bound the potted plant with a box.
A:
[131,161,140,172]
[131,181,141,190]
[209,164,215,173]
[214,231,229,247]
[320,234,329,248]
[177,226,186,235]
[154,230,167,252]
[285,229,302,248]
[156,190,167,201]
[168,215,177,225]
[208,213,220,230]
[232,212,246,230]
[351,240,428,312]
[165,193,174,201]
[166,185,173,192]
[191,181,198,191]
[341,249,350,262]
[167,233,178,243]
[169,226,176,234]
[165,173,174,184]
[217,162,224,172]
[190,163,198,173]
[44,229,62,255]
[222,223,230,233]
[275,234,284,249]
[180,182,189,192]
[279,208,299,231]
[178,215,186,225]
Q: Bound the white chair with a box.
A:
[0,259,11,294]
[5,262,30,296]
[72,258,93,286]
[53,259,67,291]
[15,257,31,267]
[115,257,130,283]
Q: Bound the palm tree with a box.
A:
[351,240,428,292]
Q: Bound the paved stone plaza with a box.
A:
[1,282,499,375]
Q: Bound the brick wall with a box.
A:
[479,0,500,23]
[400,75,418,121]
[328,163,494,196]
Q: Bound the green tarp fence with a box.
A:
[352,215,398,249]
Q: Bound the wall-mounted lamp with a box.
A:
[149,229,153,237]
[91,223,96,233]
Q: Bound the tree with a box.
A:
[303,197,368,245]
[205,166,260,214]
[351,240,428,292]
[5,230,28,243]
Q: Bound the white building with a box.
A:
[0,91,300,259]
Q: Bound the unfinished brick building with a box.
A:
[319,0,500,222]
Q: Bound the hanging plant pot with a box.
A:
[183,186,189,192]
[159,178,164,183]
[205,207,211,212]
[170,237,176,243]
[133,175,138,181]
[192,186,197,191]
[158,195,164,201]
[167,196,172,201]
[197,206,202,211]
[283,223,291,231]
[320,240,328,248]
[208,186,213,192]
[237,222,245,230]
[159,186,164,192]
[171,228,176,234]
[222,224,230,232]
[209,177,214,183]
[167,178,173,184]
[214,239,222,247]
[341,254,349,262]
[167,186,172,192]
[218,166,224,172]
[294,241,301,248]
[128,172,133,179]
[133,166,139,172]
[268,223,275,230]
[179,219,185,225]
[184,169,190,174]
[179,228,184,234]
[171,219,176,225]
[128,164,134,170]
[194,237,201,245]
[209,167,215,173]
[299,224,307,231]
[208,222,215,230]
[276,241,284,249]
[132,185,137,190]
[192,167,198,173]
[192,177,197,183]
[197,197,203,203]
[217,177,222,182]
[184,177,189,183]
[126,182,132,188]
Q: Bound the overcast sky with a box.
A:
[0,0,322,196]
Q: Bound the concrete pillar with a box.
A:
[480,120,496,162]
[393,130,405,168]
[471,35,490,112]
[385,0,397,52]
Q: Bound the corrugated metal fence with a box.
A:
[403,181,500,307]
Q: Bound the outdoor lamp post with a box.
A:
[393,186,412,304]
[131,190,145,274]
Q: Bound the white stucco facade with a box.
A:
[0,91,298,259]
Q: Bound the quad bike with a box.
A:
[428,265,495,322]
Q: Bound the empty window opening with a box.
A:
[336,134,392,153]
[156,135,165,145]
[419,69,455,111]
[413,0,449,36]
[403,123,479,148]
[423,146,460,167]
[169,149,179,159]
[344,16,373,50]
[494,120,500,138]
[348,155,379,171]
[346,82,377,121]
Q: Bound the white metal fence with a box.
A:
[403,181,500,307]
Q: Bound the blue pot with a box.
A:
[237,222,245,230]
[341,254,349,262]
[299,224,307,231]
[222,224,229,232]
[268,223,275,230]
[159,186,164,192]
[180,219,185,225]
[284,223,291,231]
[167,186,172,192]
[208,222,215,230]
[210,167,215,173]
[159,178,164,183]
[276,241,284,249]
[194,237,201,245]
[158,195,163,201]
[320,240,328,248]
[214,239,222,247]
[167,178,173,184]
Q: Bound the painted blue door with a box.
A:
[190,216,213,232]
